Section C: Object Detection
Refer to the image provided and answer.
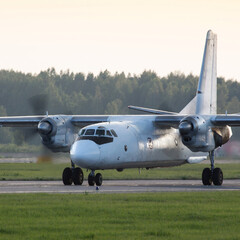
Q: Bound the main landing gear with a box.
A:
[62,160,84,185]
[62,161,103,186]
[202,150,223,186]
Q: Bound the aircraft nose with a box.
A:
[70,140,100,168]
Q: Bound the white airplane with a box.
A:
[0,30,239,187]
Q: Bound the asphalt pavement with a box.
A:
[0,179,240,194]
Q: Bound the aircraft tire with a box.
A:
[95,173,103,186]
[212,168,223,186]
[202,168,212,185]
[62,167,73,185]
[73,167,84,185]
[88,173,95,186]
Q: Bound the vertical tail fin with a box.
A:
[180,30,217,115]
[196,30,217,115]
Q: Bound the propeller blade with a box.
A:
[28,94,49,115]
[37,145,53,163]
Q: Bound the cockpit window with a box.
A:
[96,129,105,136]
[77,128,114,145]
[110,129,118,137]
[106,130,112,136]
[85,129,95,135]
[79,136,113,145]
[77,127,117,145]
[80,129,86,135]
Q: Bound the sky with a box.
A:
[0,0,240,80]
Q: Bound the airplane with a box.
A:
[0,30,239,187]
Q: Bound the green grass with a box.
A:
[0,162,240,181]
[0,192,240,240]
[0,144,41,153]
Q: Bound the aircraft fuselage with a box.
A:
[70,116,205,170]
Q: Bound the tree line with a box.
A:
[0,68,239,144]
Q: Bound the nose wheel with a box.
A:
[202,150,223,186]
[88,171,103,186]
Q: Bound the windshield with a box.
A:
[85,129,95,135]
[77,127,117,145]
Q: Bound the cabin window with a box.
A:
[110,129,118,137]
[85,129,95,135]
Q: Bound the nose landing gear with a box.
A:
[202,150,223,186]
[88,171,103,186]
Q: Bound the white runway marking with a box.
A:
[0,180,240,194]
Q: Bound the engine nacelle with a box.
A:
[178,115,212,152]
[179,115,232,152]
[38,116,76,152]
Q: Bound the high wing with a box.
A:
[70,116,109,128]
[0,116,44,127]
[0,115,109,128]
[1,114,240,128]
[154,115,184,127]
[154,114,240,128]
[211,115,240,126]
[128,105,178,115]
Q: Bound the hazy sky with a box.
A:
[0,0,240,80]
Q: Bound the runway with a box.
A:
[0,179,240,194]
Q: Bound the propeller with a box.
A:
[27,94,53,162]
[25,93,50,141]
[36,145,53,163]
[28,94,49,115]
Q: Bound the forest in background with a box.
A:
[0,68,240,146]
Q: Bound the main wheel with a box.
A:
[212,168,223,186]
[202,168,212,185]
[95,173,103,186]
[62,167,73,185]
[88,173,95,186]
[73,167,84,185]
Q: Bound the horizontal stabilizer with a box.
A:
[128,105,177,115]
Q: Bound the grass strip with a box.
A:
[0,163,240,181]
[0,192,240,240]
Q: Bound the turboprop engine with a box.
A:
[37,115,76,152]
[179,115,232,152]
